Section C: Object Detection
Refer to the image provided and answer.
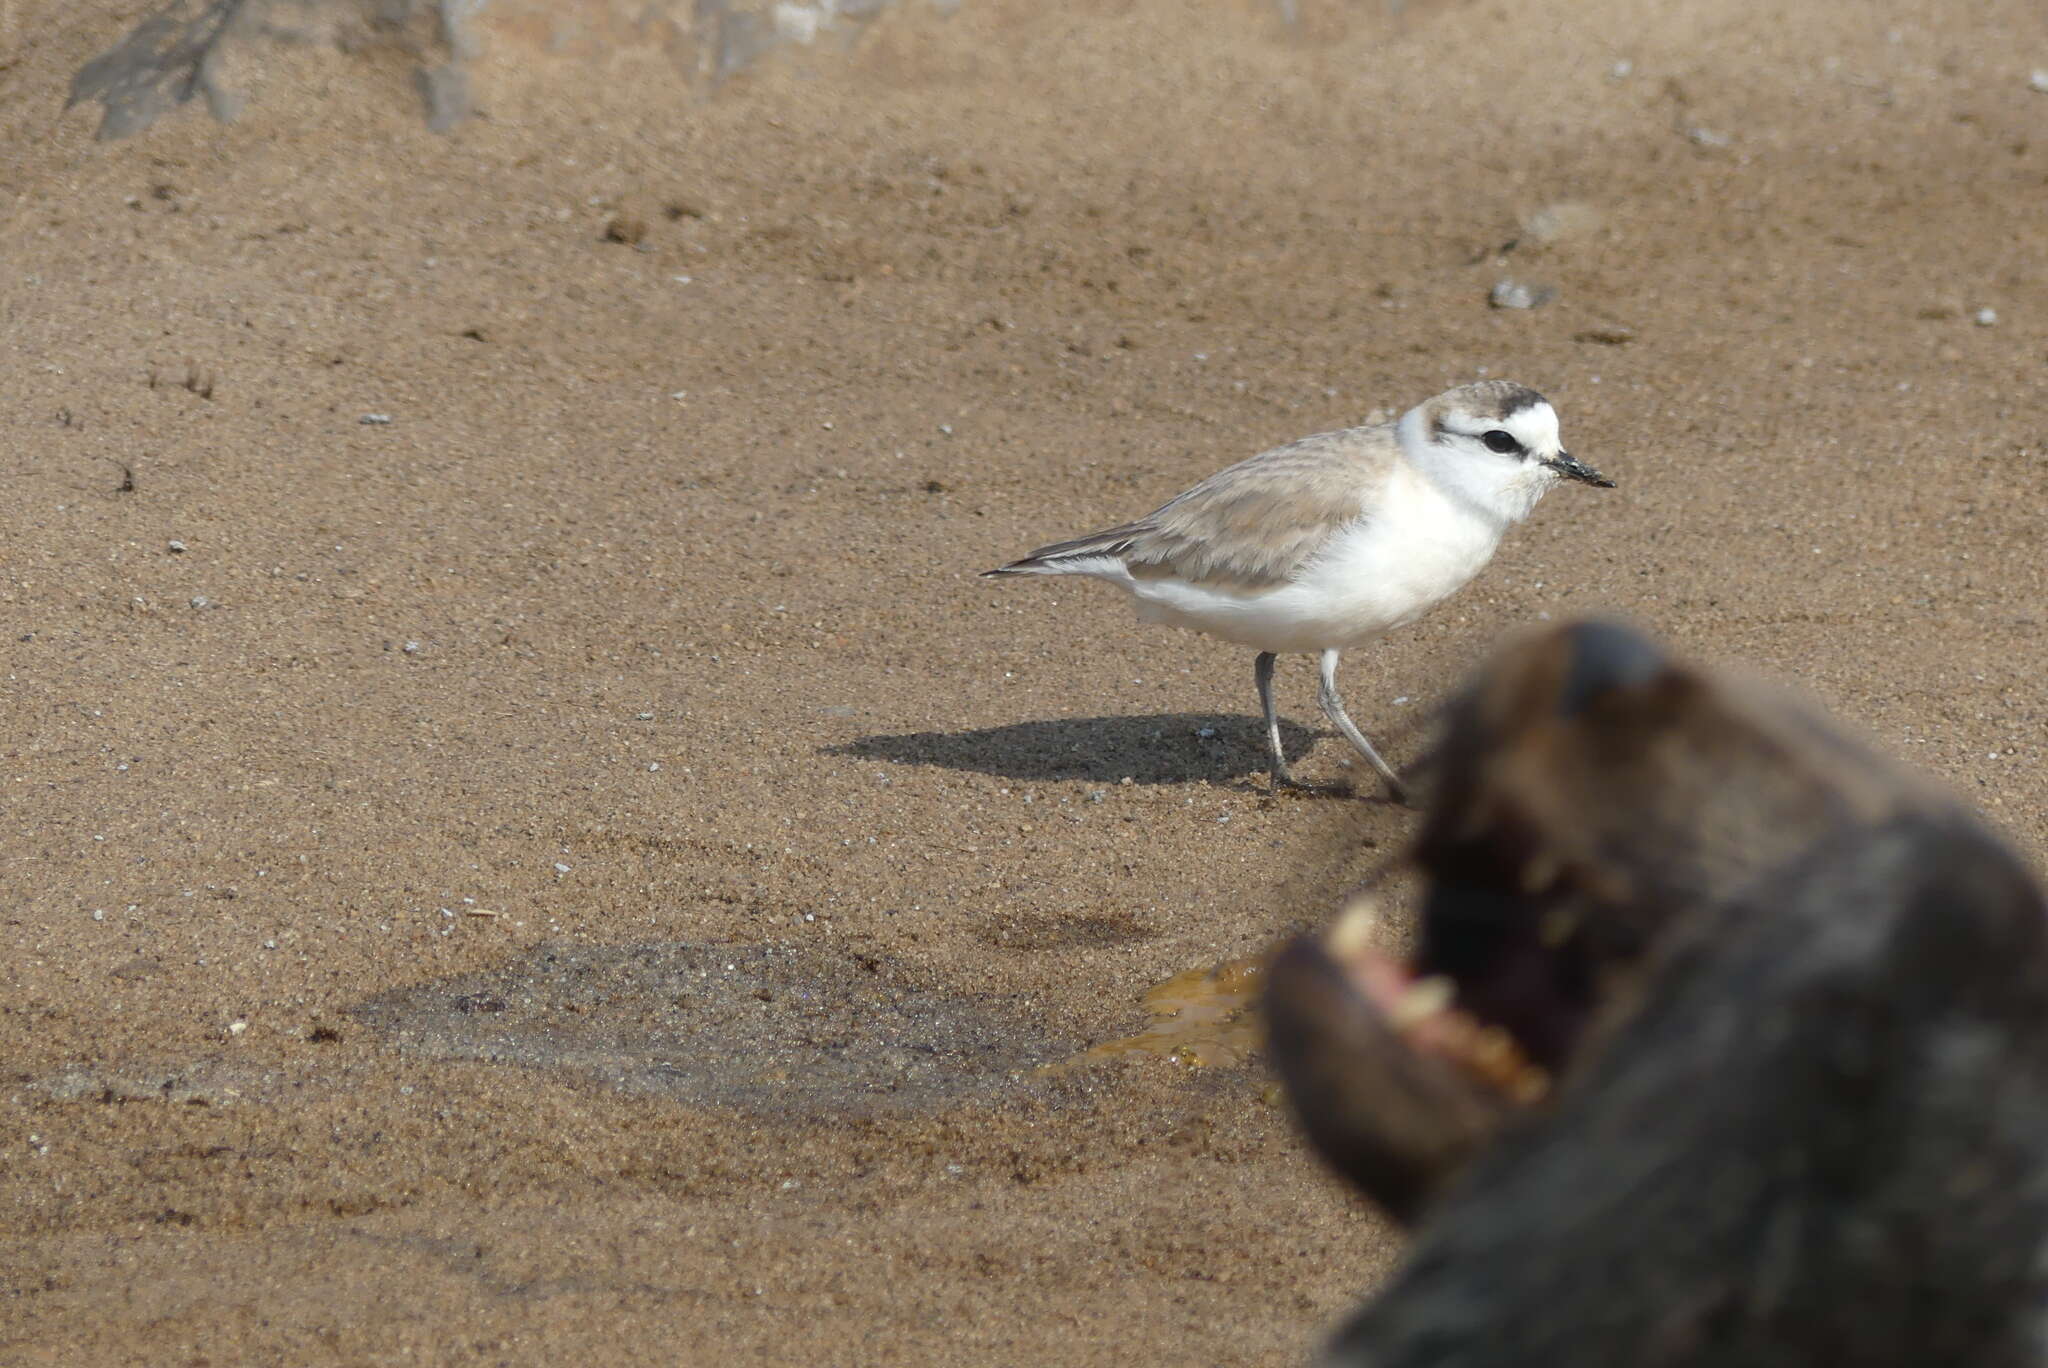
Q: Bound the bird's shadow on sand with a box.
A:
[823,713,1322,786]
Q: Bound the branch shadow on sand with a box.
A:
[823,713,1321,786]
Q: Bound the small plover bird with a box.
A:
[983,381,1612,800]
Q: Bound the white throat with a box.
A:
[1396,405,1556,527]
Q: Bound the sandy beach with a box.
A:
[3,0,2045,1361]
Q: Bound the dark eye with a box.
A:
[1481,430,1521,454]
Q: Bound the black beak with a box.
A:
[1544,451,1614,488]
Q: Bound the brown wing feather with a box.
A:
[1133,426,1399,589]
[986,424,1397,589]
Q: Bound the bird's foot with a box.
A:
[1267,763,1415,803]
[1269,766,1355,798]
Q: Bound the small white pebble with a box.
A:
[554,862,571,874]
[402,640,421,654]
[1974,307,1998,326]
[672,275,693,284]
[1609,58,1633,79]
[91,909,104,921]
[167,540,187,553]
[189,595,211,609]
[649,762,661,772]
[359,413,393,425]
[1489,279,1555,310]
[228,1020,247,1036]
[1196,726,1217,739]
[2030,70,2048,94]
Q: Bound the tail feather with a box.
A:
[981,523,1146,578]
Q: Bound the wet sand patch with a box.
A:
[351,941,1074,1115]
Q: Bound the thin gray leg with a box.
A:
[1317,649,1408,803]
[1256,651,1344,793]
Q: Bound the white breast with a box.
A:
[1289,462,1508,644]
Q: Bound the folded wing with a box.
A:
[982,425,1394,592]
